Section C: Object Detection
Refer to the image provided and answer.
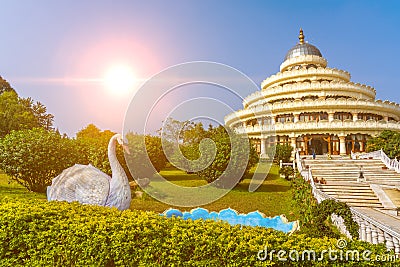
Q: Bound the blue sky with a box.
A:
[1,1,400,136]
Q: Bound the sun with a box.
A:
[104,65,136,94]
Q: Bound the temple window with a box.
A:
[269,97,295,104]
[246,119,257,126]
[276,114,294,123]
[277,135,290,145]
[334,112,353,121]
[301,95,319,101]
[357,113,383,121]
[299,112,328,122]
[326,95,352,100]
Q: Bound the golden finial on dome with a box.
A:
[299,28,304,44]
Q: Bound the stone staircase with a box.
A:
[304,158,400,209]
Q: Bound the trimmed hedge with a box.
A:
[0,198,397,266]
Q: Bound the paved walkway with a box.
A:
[354,207,400,233]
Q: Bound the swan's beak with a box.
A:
[122,144,131,155]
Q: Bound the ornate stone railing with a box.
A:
[352,208,400,254]
[244,80,376,108]
[279,55,327,72]
[295,152,400,253]
[352,149,400,174]
[225,98,400,126]
[261,67,351,89]
[232,120,400,135]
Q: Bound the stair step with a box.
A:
[323,193,376,197]
[330,195,379,200]
[318,187,372,190]
[302,158,400,209]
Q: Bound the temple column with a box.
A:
[384,116,389,122]
[260,138,266,158]
[304,136,309,155]
[271,115,276,125]
[294,113,300,123]
[290,136,297,159]
[328,112,335,122]
[339,135,347,155]
[290,136,297,150]
[352,113,358,122]
[323,135,332,155]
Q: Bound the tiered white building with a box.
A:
[225,29,400,156]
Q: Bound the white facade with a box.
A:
[225,29,400,156]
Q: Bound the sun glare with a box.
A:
[104,65,136,94]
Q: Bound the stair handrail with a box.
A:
[350,207,400,252]
[380,149,392,168]
[295,149,303,173]
[354,149,400,173]
[298,154,400,253]
[390,158,400,172]
[355,150,381,159]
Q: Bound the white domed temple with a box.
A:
[225,29,400,156]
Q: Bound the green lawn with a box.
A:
[0,173,46,201]
[0,165,298,221]
[131,164,298,221]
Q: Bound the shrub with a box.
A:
[0,198,394,266]
[291,174,318,226]
[313,199,359,239]
[0,128,83,193]
[291,175,359,239]
[279,166,294,180]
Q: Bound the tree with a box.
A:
[31,101,54,131]
[166,120,208,172]
[76,124,103,139]
[366,130,400,159]
[182,122,208,145]
[0,91,38,137]
[0,80,54,137]
[0,128,83,193]
[0,76,16,95]
[194,126,259,188]
[272,144,293,164]
[124,133,167,179]
[158,118,189,144]
[75,124,127,177]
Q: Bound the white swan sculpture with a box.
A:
[47,133,131,210]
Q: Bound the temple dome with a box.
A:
[284,29,322,60]
[284,42,322,60]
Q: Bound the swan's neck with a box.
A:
[108,135,128,188]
